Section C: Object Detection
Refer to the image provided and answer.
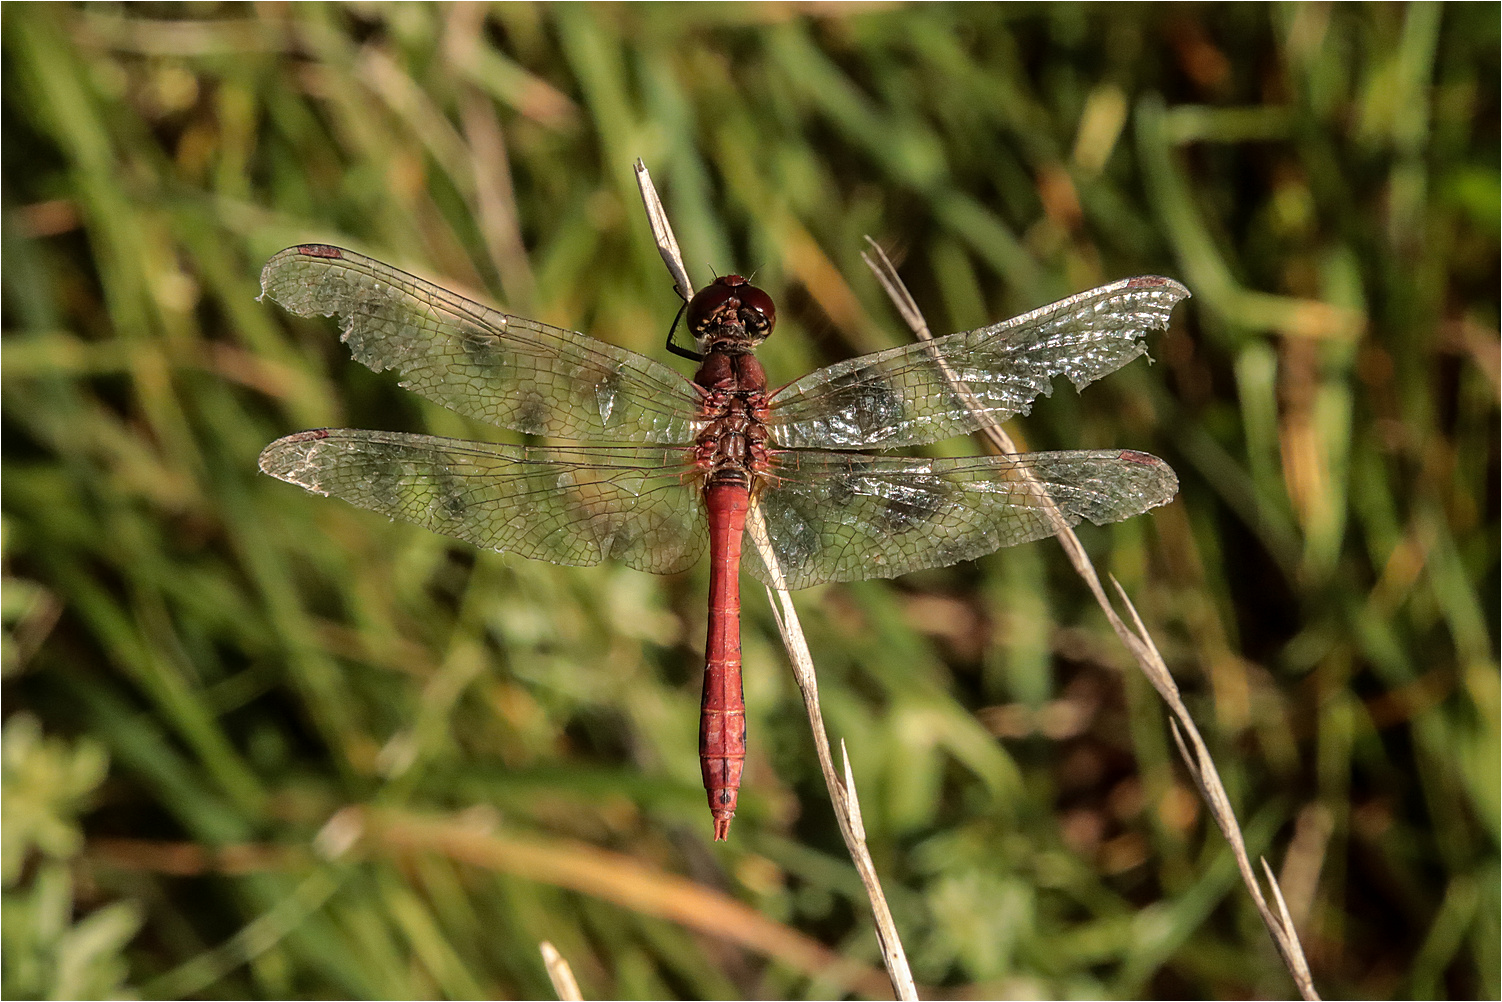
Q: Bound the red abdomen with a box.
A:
[700,482,749,840]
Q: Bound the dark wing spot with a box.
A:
[434,470,468,520]
[460,323,505,371]
[759,488,821,578]
[830,371,905,438]
[784,452,862,508]
[875,481,946,534]
[614,524,639,560]
[516,390,550,435]
[356,450,407,507]
[826,475,855,508]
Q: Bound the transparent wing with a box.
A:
[261,245,704,444]
[259,430,706,575]
[766,277,1189,450]
[748,449,1177,590]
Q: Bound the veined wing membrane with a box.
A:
[748,449,1177,590]
[261,245,704,444]
[259,430,706,575]
[767,277,1190,450]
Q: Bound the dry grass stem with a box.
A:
[636,161,919,1002]
[861,238,1321,1001]
[539,941,584,1002]
[634,161,694,303]
[752,511,919,1001]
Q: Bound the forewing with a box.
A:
[259,430,706,575]
[748,449,1177,590]
[261,245,703,444]
[766,277,1189,449]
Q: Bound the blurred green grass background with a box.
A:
[2,3,1497,999]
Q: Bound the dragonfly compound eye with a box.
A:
[736,285,776,338]
[687,281,739,336]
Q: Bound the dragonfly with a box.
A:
[257,244,1188,839]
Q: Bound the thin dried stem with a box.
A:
[539,941,584,1001]
[634,161,918,1001]
[634,161,694,304]
[861,237,1320,1000]
[752,510,919,1001]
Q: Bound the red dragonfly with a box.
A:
[258,244,1188,839]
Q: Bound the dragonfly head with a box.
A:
[687,275,776,350]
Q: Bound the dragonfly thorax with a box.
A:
[691,349,772,488]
